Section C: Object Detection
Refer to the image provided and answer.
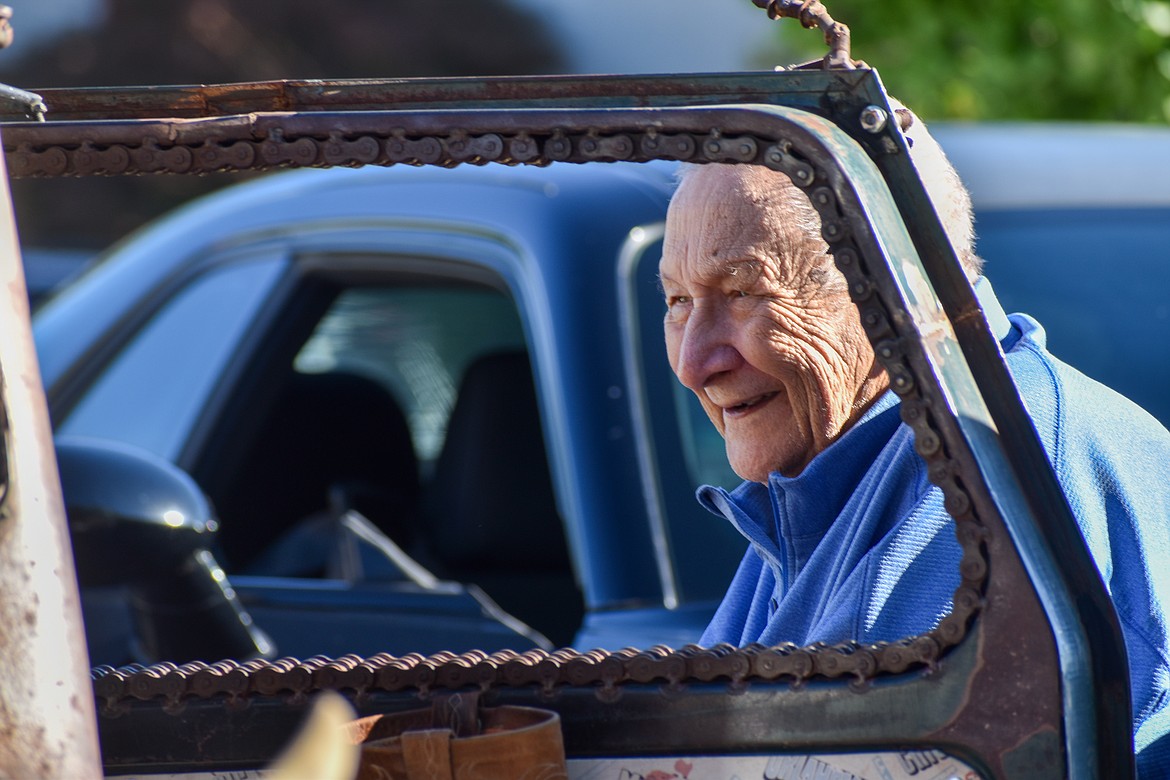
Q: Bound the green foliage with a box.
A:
[776,0,1170,122]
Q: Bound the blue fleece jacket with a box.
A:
[697,280,1170,774]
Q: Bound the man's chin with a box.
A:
[727,439,811,483]
[725,452,774,485]
[725,418,802,482]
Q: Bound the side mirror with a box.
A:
[56,437,272,663]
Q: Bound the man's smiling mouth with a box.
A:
[724,391,779,417]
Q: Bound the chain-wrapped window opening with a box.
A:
[49,118,991,714]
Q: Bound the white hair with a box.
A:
[890,98,981,277]
[673,100,982,279]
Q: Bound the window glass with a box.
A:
[58,257,287,460]
[628,233,745,604]
[294,286,525,463]
[673,383,740,490]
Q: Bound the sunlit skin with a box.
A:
[661,164,889,483]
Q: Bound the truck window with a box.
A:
[56,256,288,461]
[294,286,526,465]
[207,269,584,647]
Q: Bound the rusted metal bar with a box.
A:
[0,138,101,778]
[0,71,870,123]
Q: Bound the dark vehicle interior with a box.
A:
[190,262,585,649]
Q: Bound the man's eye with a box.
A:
[667,295,691,307]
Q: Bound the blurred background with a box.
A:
[2,0,1168,298]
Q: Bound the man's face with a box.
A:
[660,164,887,483]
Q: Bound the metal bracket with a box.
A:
[0,7,46,121]
[751,0,859,70]
[0,83,46,122]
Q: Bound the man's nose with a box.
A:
[674,308,741,390]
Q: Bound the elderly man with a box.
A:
[660,116,1170,772]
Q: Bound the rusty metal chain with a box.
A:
[92,637,947,717]
[751,0,857,70]
[67,119,989,714]
[7,128,676,177]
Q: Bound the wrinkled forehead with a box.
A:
[669,163,783,216]
[661,163,811,282]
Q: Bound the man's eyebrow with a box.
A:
[657,259,763,292]
[721,259,763,281]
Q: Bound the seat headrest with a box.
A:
[428,351,568,571]
[219,370,419,568]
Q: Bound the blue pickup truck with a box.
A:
[38,159,747,662]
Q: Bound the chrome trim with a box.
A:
[615,221,679,610]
